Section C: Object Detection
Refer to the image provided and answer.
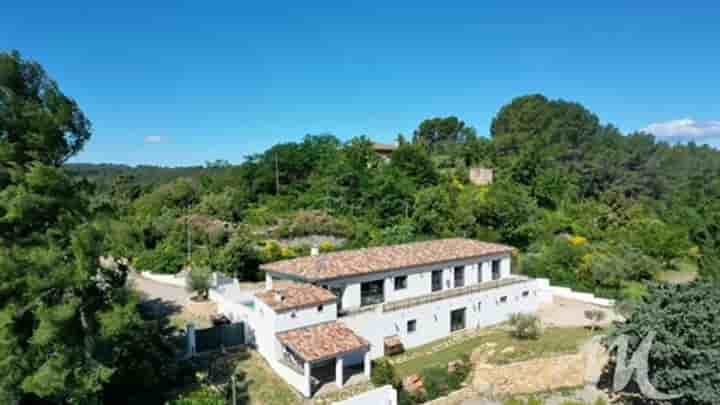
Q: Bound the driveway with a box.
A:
[129,274,192,305]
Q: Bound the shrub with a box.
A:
[583,309,606,332]
[319,240,336,252]
[186,266,212,300]
[420,366,452,399]
[370,359,400,389]
[508,313,542,339]
[447,355,471,388]
[273,210,350,238]
[419,357,471,402]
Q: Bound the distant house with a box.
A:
[371,142,397,161]
[469,167,494,186]
[219,238,551,397]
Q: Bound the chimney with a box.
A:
[311,246,320,256]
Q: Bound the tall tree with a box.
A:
[0,51,176,404]
[0,51,91,171]
[413,116,467,148]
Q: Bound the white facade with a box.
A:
[218,251,548,397]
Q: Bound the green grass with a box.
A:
[657,259,698,285]
[235,351,301,405]
[394,327,593,378]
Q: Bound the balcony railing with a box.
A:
[382,276,531,313]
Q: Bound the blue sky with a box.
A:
[3,1,719,166]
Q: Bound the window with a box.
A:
[491,260,502,280]
[450,308,466,332]
[431,270,443,292]
[498,296,508,304]
[522,290,530,298]
[478,263,485,283]
[407,319,417,334]
[394,275,408,290]
[361,279,385,307]
[477,301,482,311]
[317,304,324,312]
[454,266,465,288]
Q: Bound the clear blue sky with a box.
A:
[3,1,719,166]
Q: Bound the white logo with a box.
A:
[606,332,681,400]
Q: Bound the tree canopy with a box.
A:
[1,51,179,404]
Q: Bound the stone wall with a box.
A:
[473,353,586,396]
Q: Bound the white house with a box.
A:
[221,238,551,397]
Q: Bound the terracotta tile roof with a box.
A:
[277,321,370,362]
[255,283,336,312]
[261,238,513,281]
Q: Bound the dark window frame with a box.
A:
[431,269,443,292]
[394,275,408,290]
[454,266,465,288]
[360,279,385,307]
[407,319,417,334]
[491,259,502,280]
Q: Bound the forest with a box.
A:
[2,50,719,404]
[74,94,720,303]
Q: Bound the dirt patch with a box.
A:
[472,337,608,396]
[538,297,621,328]
[474,353,586,396]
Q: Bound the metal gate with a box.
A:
[196,322,245,353]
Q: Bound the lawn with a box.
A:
[235,351,302,405]
[393,327,593,378]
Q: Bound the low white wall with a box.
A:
[334,385,397,405]
[140,271,187,288]
[535,278,615,307]
[272,359,310,397]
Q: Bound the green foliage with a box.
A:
[187,266,212,299]
[413,116,468,149]
[417,357,470,402]
[608,281,720,404]
[508,313,543,339]
[370,359,400,389]
[168,385,226,405]
[135,235,186,274]
[272,210,350,238]
[503,397,545,405]
[211,230,261,280]
[0,51,91,169]
[479,181,539,247]
[389,143,439,187]
[1,51,184,404]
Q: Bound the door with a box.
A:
[450,308,466,332]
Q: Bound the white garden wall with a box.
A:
[334,385,397,405]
